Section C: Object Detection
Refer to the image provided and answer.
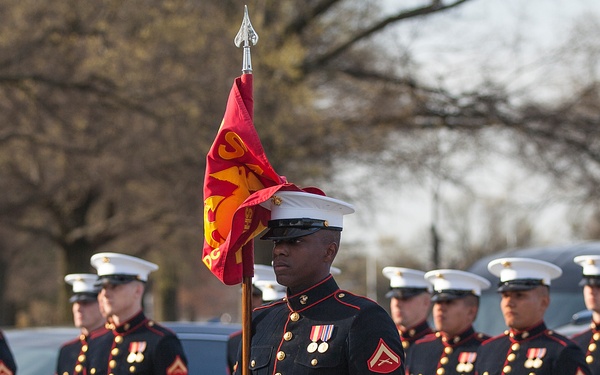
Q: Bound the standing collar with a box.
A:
[507,321,547,341]
[286,275,339,312]
[114,310,147,334]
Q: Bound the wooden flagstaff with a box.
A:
[234,6,258,375]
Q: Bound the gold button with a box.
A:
[129,366,136,372]
[275,373,282,375]
[277,351,286,360]
[284,332,293,341]
[82,344,88,352]
[64,372,69,375]
[75,364,83,373]
[148,321,155,326]
[311,359,318,366]
[503,365,512,373]
[440,357,449,365]
[436,368,445,375]
[290,312,300,322]
[90,369,96,375]
[338,293,345,298]
[594,332,600,340]
[115,335,123,344]
[111,348,120,355]
[78,354,86,362]
[300,295,309,304]
[590,343,597,352]
[483,372,489,375]
[109,359,116,369]
[250,360,256,368]
[402,341,409,349]
[444,347,453,354]
[587,355,594,364]
[80,334,86,341]
[511,343,520,351]
[507,353,516,362]
[521,331,529,339]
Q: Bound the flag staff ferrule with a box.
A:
[235,5,259,74]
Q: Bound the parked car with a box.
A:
[3,321,241,375]
[467,241,600,336]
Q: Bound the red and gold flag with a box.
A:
[203,74,286,285]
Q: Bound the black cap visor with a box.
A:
[260,218,341,240]
[431,289,475,302]
[386,288,429,299]
[95,274,141,287]
[69,292,99,304]
[580,276,600,287]
[497,278,546,292]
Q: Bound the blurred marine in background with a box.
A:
[0,330,16,375]
[382,266,432,371]
[476,257,591,375]
[572,255,600,374]
[407,269,490,375]
[55,273,109,375]
[88,252,189,375]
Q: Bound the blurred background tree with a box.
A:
[1,0,600,325]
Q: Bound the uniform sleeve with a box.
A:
[348,303,405,374]
[556,343,592,375]
[154,334,189,375]
[0,332,17,375]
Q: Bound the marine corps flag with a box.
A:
[203,74,286,285]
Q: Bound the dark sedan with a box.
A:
[4,321,241,375]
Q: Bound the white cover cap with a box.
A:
[425,269,491,299]
[488,257,562,291]
[260,191,354,240]
[65,273,101,303]
[65,273,100,294]
[252,264,286,302]
[382,267,430,299]
[91,252,159,283]
[574,255,600,276]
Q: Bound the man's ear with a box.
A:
[324,241,338,263]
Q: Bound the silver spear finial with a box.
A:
[234,5,259,74]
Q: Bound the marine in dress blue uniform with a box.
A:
[475,257,591,375]
[56,273,110,375]
[408,269,490,375]
[88,252,188,375]
[0,330,16,375]
[572,255,600,374]
[234,190,405,374]
[382,267,433,372]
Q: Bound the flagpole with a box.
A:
[234,6,258,375]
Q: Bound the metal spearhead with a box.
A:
[234,5,259,74]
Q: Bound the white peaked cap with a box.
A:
[262,191,355,228]
[91,252,159,282]
[254,280,287,302]
[382,267,429,289]
[488,257,562,286]
[574,255,600,276]
[253,264,277,283]
[424,269,491,296]
[252,264,285,302]
[65,273,100,294]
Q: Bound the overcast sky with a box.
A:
[338,0,600,266]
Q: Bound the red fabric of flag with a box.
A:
[203,74,287,285]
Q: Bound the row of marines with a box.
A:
[385,255,600,375]
[2,190,600,374]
